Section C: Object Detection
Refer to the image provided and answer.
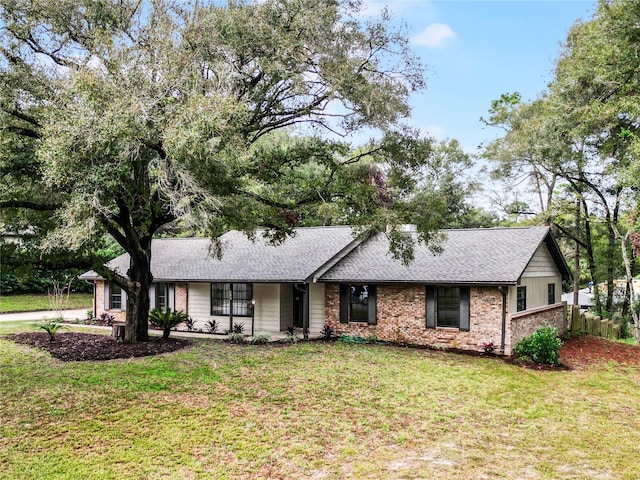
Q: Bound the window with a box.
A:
[350,285,369,322]
[339,284,377,324]
[548,283,556,305]
[517,286,526,312]
[110,284,122,310]
[155,282,169,311]
[211,283,252,317]
[426,286,470,331]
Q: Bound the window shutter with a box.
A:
[149,284,156,310]
[425,286,435,329]
[367,285,377,325]
[459,287,470,332]
[168,283,175,310]
[104,282,110,310]
[121,289,127,311]
[339,285,349,323]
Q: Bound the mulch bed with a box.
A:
[560,335,640,368]
[3,331,640,368]
[4,332,191,362]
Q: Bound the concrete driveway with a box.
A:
[0,309,88,323]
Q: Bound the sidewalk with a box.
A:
[0,309,88,323]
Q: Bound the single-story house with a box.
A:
[80,225,572,354]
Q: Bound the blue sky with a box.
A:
[362,0,598,153]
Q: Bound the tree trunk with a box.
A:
[581,202,601,315]
[124,248,153,343]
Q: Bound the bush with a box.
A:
[206,319,220,334]
[36,319,68,342]
[514,325,562,366]
[321,324,334,339]
[251,332,272,344]
[148,309,189,339]
[228,332,245,343]
[617,315,632,340]
[233,322,245,334]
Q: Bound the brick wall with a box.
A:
[175,283,188,312]
[94,280,125,322]
[507,303,567,354]
[325,284,505,353]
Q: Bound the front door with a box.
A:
[292,284,304,328]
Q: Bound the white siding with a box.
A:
[509,275,562,314]
[187,282,229,331]
[279,285,293,331]
[253,283,281,332]
[510,243,563,313]
[309,283,326,334]
[521,243,558,278]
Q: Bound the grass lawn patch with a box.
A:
[0,293,93,313]
[1,328,639,479]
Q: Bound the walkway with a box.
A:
[0,309,88,323]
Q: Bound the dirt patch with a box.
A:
[4,332,191,362]
[560,335,640,368]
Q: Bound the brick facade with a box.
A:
[507,303,567,354]
[326,283,567,355]
[175,283,188,312]
[94,280,125,322]
[325,284,506,353]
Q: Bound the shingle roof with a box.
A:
[79,226,358,283]
[318,226,568,285]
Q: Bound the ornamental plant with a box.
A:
[514,325,562,366]
[148,309,188,339]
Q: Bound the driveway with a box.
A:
[0,309,88,323]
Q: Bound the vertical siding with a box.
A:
[509,275,562,314]
[309,283,326,333]
[254,284,281,332]
[279,284,293,331]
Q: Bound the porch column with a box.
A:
[303,283,310,340]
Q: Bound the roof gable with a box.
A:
[318,226,571,285]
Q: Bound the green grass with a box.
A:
[1,328,639,479]
[0,293,92,313]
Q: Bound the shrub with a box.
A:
[482,342,496,354]
[228,332,245,343]
[148,309,189,339]
[321,324,334,339]
[617,315,632,340]
[281,331,299,344]
[185,316,196,331]
[233,322,245,334]
[514,325,562,366]
[251,332,272,344]
[206,319,220,334]
[36,319,68,342]
[99,311,115,326]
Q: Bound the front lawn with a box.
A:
[0,293,93,313]
[1,330,639,479]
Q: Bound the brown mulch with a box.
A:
[4,331,640,368]
[4,332,191,362]
[560,334,640,368]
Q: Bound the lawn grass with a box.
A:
[1,328,639,479]
[0,293,92,313]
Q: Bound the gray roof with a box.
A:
[318,226,570,285]
[80,226,358,283]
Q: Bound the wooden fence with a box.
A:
[568,305,620,339]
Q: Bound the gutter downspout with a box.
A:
[499,286,507,354]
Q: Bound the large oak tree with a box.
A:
[1,0,435,341]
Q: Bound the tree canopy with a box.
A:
[1,0,437,341]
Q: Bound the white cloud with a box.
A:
[411,23,456,48]
[420,124,446,139]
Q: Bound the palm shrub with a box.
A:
[514,325,562,366]
[36,319,68,342]
[148,309,189,339]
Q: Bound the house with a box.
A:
[79,225,572,354]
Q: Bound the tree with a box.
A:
[1,0,431,342]
[482,0,640,319]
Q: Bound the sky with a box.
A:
[359,0,597,153]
